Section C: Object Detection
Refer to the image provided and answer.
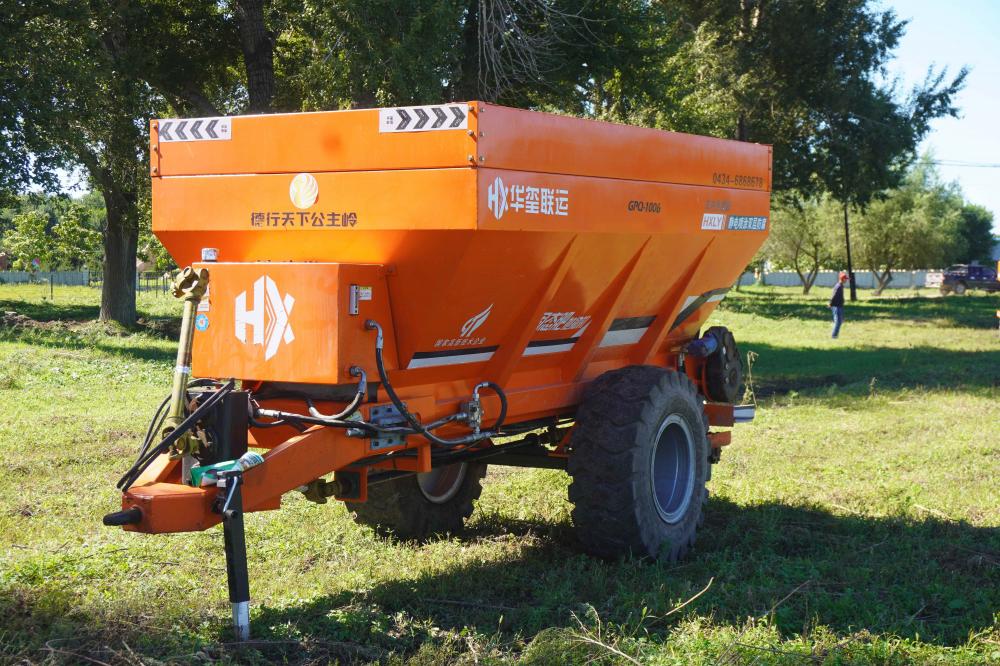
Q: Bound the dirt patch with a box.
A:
[11,503,36,518]
[137,316,181,339]
[1,311,67,331]
[2,310,177,338]
[752,375,850,398]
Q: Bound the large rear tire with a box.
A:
[347,462,487,540]
[954,282,967,295]
[568,366,709,561]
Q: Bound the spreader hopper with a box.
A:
[105,102,770,640]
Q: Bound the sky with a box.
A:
[883,0,1000,232]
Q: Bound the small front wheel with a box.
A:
[568,366,709,561]
[347,462,487,540]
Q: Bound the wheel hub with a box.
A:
[650,415,696,524]
[416,463,468,504]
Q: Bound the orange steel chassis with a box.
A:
[122,102,771,534]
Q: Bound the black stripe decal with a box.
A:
[526,336,581,348]
[671,288,730,331]
[411,345,499,360]
[609,315,656,332]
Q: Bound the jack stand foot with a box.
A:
[221,473,251,641]
[232,601,250,642]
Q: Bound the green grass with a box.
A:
[0,284,997,664]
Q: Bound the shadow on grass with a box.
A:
[745,342,1000,397]
[242,498,998,653]
[0,289,181,365]
[1,499,997,662]
[0,298,104,323]
[0,325,175,365]
[0,296,180,335]
[722,290,999,328]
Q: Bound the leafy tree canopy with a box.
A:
[956,203,995,265]
[852,157,965,293]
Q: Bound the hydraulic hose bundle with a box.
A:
[249,320,507,447]
[116,317,509,492]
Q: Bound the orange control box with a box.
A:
[190,262,397,384]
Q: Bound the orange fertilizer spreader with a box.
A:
[104,102,770,639]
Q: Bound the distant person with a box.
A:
[829,271,848,338]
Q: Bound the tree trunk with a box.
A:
[453,0,480,100]
[802,267,818,294]
[842,201,858,301]
[233,0,274,112]
[99,187,138,326]
[735,112,749,142]
[872,268,893,296]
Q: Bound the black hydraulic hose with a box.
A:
[117,379,236,491]
[475,382,508,431]
[135,379,224,464]
[136,394,171,463]
[365,320,508,448]
[307,367,367,420]
[251,406,459,437]
[118,382,233,491]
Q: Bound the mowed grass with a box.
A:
[0,283,997,664]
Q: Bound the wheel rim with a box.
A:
[650,414,696,524]
[417,463,468,504]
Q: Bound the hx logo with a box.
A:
[487,177,508,219]
[235,276,295,360]
[460,304,493,337]
[487,175,569,219]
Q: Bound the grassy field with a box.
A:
[0,283,997,665]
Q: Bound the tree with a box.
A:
[4,211,54,271]
[816,69,965,300]
[272,0,468,110]
[51,204,103,271]
[0,1,239,325]
[765,197,840,294]
[3,201,102,272]
[956,204,995,264]
[853,160,964,294]
[654,2,964,301]
[233,0,276,111]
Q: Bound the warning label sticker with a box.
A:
[379,105,468,133]
[158,117,232,142]
[701,213,725,230]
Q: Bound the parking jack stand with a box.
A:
[219,470,250,641]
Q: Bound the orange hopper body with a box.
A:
[122,102,771,534]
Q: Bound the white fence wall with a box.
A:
[737,270,934,289]
[0,270,91,286]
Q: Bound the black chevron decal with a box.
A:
[414,107,429,129]
[205,118,219,138]
[396,108,411,130]
[449,105,466,128]
[432,106,447,128]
